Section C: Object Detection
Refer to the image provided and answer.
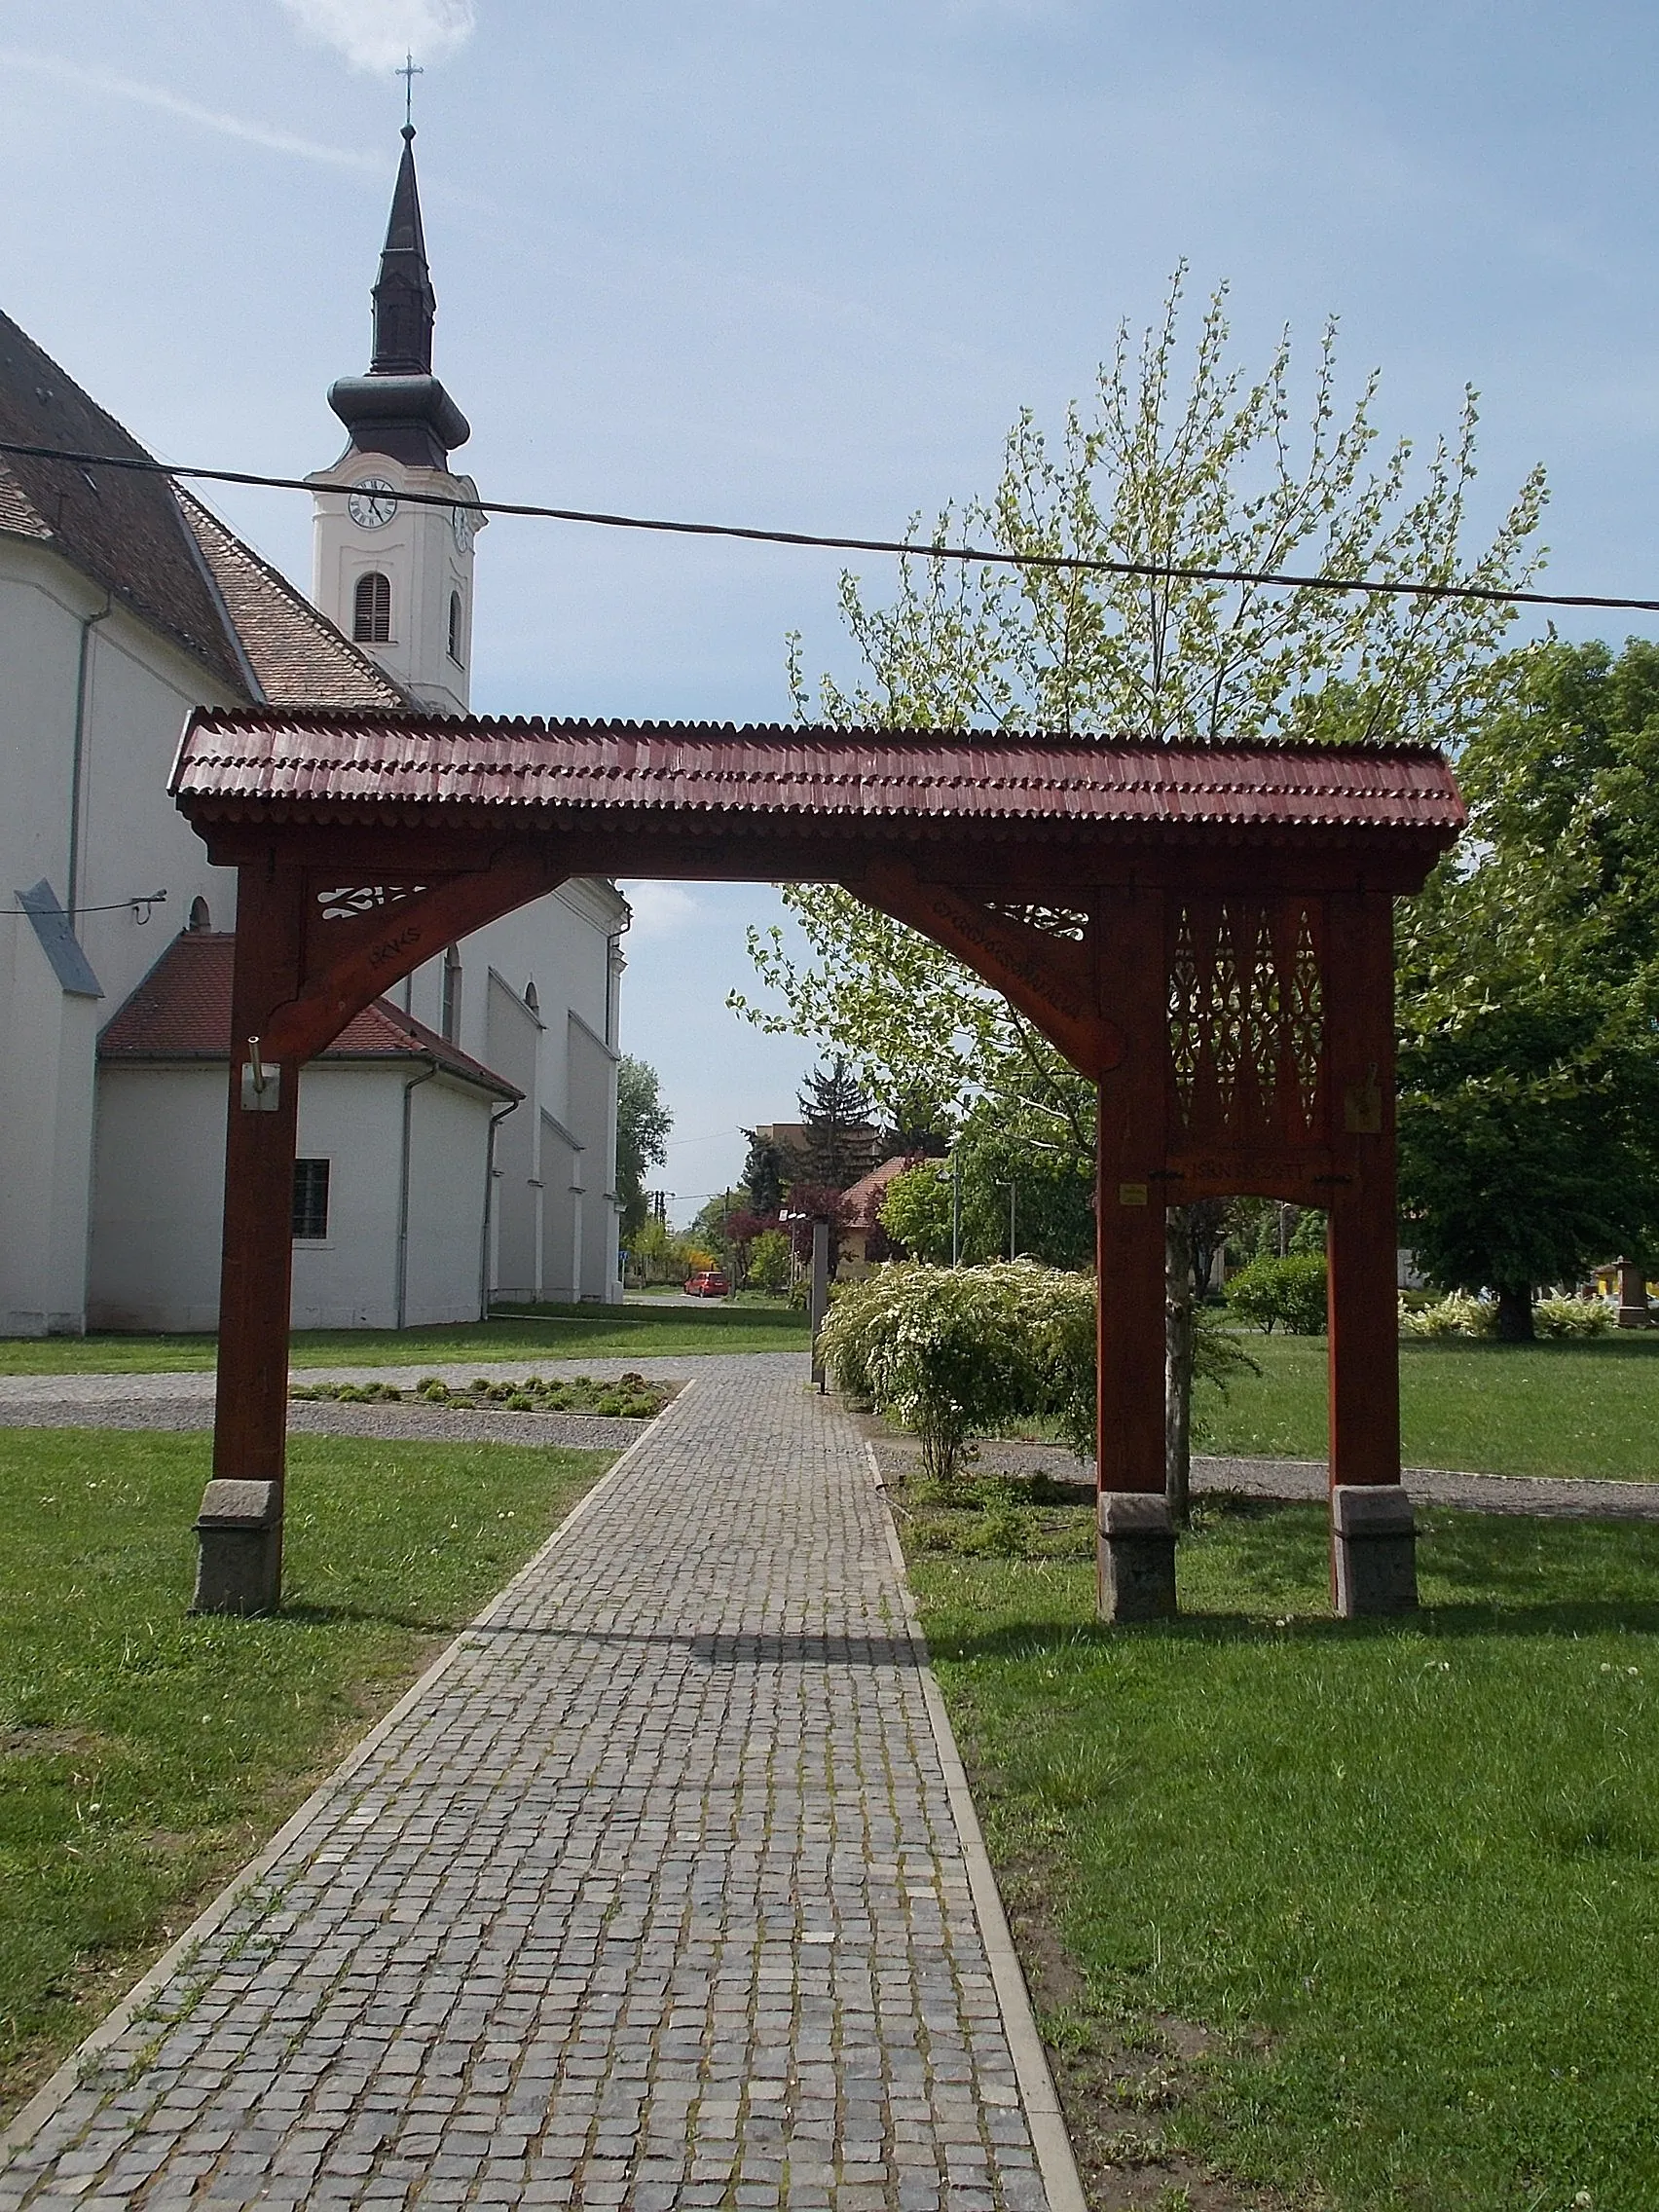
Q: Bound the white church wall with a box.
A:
[88,1060,494,1333]
[402,1074,496,1327]
[0,917,101,1335]
[1,539,237,1333]
[402,877,627,1305]
[484,969,541,1301]
[567,1009,621,1302]
[88,1065,225,1331]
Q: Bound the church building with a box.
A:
[0,126,626,1336]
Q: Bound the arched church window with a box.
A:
[353,571,391,644]
[187,895,210,933]
[524,978,539,1017]
[448,590,464,665]
[441,942,462,1042]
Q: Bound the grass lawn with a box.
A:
[0,1298,809,1377]
[1203,1330,1659,1482]
[903,1481,1659,2211]
[0,1425,613,2120]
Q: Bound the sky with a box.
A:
[3,0,1657,1215]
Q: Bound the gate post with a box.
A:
[1094,886,1176,1620]
[194,863,307,1615]
[1324,889,1416,1615]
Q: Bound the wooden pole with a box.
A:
[194,862,307,1614]
[1324,889,1416,1613]
[1092,886,1176,1618]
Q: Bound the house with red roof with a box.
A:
[0,126,626,1335]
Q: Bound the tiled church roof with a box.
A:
[98,933,519,1099]
[0,311,408,710]
[177,493,407,710]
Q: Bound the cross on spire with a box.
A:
[397,51,423,131]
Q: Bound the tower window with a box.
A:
[352,571,391,643]
[187,895,210,933]
[448,589,464,665]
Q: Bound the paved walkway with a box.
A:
[1,1362,1061,2212]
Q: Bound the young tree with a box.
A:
[1397,641,1659,1336]
[615,1056,672,1240]
[734,272,1545,1493]
[798,1056,877,1190]
[879,1161,954,1261]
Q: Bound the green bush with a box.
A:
[818,1262,1048,1484]
[747,1229,793,1295]
[1224,1252,1328,1335]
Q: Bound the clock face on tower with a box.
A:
[347,479,398,530]
[451,502,477,550]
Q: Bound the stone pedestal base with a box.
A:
[1331,1484,1418,1617]
[193,1479,282,1615]
[1097,1492,1177,1621]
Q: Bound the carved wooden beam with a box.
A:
[262,847,568,1064]
[851,860,1124,1076]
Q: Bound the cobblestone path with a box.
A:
[1,1363,1056,2211]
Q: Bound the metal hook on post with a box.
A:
[240,1036,280,1113]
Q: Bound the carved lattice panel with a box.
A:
[1166,900,1325,1145]
[981,901,1089,941]
[315,883,429,922]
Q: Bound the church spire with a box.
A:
[370,126,436,376]
[327,119,468,469]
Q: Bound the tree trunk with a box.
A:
[1495,1282,1535,1342]
[1165,1205,1195,1527]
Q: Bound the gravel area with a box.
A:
[0,1353,811,1449]
[870,1433,1659,1522]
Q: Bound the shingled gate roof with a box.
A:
[170,709,1466,843]
[98,933,519,1099]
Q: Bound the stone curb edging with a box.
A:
[0,1391,690,2166]
[866,1442,1088,2212]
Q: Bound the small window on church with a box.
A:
[353,571,391,644]
[292,1159,330,1241]
[187,895,210,933]
[448,589,464,665]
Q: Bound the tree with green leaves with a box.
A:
[615,1055,672,1241]
[1397,640,1659,1337]
[732,271,1546,1493]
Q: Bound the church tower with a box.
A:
[307,125,484,714]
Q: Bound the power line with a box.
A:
[4,433,1657,616]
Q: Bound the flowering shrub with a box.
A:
[821,1260,1259,1478]
[819,1261,1081,1483]
[1399,1291,1495,1337]
[1531,1296,1613,1338]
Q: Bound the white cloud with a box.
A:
[619,882,700,941]
[0,48,379,168]
[278,0,477,76]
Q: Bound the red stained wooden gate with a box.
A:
[169,712,1461,1619]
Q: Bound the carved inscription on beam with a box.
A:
[853,860,1123,1075]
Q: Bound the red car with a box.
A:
[684,1270,730,1298]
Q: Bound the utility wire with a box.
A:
[4,434,1657,616]
[2,890,166,917]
